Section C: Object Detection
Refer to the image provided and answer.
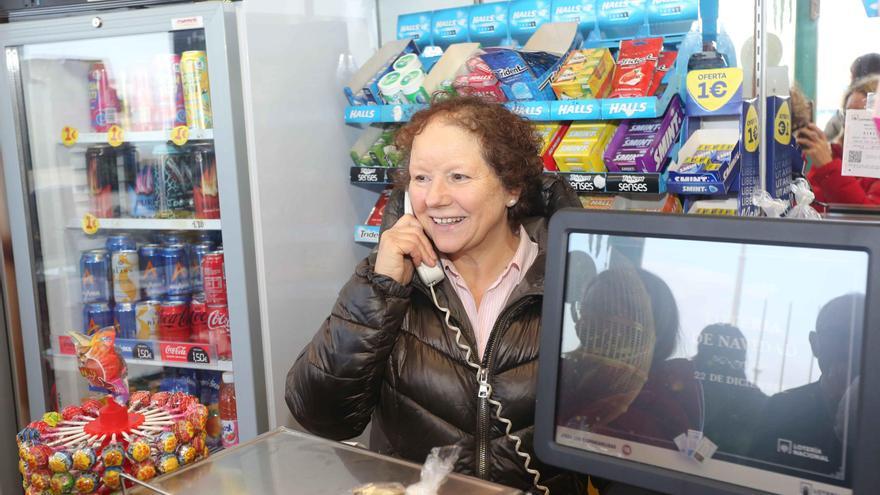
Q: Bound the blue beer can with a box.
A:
[106,234,136,253]
[114,302,137,339]
[139,244,165,299]
[80,249,111,303]
[83,302,114,335]
[161,244,191,295]
[190,242,213,293]
[160,231,188,246]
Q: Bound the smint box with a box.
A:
[551,0,597,41]
[469,3,510,48]
[597,0,648,40]
[667,128,741,195]
[481,22,581,101]
[508,0,552,46]
[345,39,419,106]
[604,95,684,173]
[432,7,470,49]
[397,11,434,50]
[648,0,700,36]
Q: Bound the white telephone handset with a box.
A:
[404,190,445,287]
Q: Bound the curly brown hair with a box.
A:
[393,96,545,230]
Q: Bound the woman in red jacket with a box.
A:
[801,76,880,205]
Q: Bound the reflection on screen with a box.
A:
[556,234,867,494]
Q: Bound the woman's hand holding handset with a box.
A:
[374,192,439,286]
[796,124,834,168]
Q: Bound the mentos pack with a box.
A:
[551,0,597,41]
[480,48,560,101]
[597,0,648,39]
[508,0,552,46]
[397,11,433,50]
[469,3,510,48]
[648,0,700,36]
[431,7,470,49]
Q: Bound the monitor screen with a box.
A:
[554,233,867,495]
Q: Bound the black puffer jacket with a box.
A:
[286,177,586,493]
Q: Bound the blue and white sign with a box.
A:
[398,12,434,49]
[505,100,552,119]
[469,3,510,47]
[432,7,470,48]
[508,0,552,45]
[550,100,601,120]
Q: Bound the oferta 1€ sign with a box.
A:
[774,100,792,145]
[686,68,744,115]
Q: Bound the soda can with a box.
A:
[180,50,213,129]
[135,300,160,340]
[190,242,213,293]
[80,249,111,303]
[83,302,113,335]
[189,143,220,219]
[86,145,119,218]
[114,303,137,339]
[112,250,139,303]
[133,159,160,218]
[139,244,165,299]
[163,293,192,303]
[202,251,226,306]
[158,300,192,342]
[159,231,189,246]
[106,234,136,253]
[154,144,194,219]
[194,231,216,249]
[116,144,139,217]
[191,294,209,344]
[154,54,187,129]
[88,62,121,132]
[161,244,191,295]
[206,303,231,360]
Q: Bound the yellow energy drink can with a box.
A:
[180,50,213,129]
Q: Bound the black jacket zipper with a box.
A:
[475,296,537,480]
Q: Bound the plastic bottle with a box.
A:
[219,372,239,447]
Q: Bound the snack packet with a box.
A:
[610,38,664,98]
[648,51,678,96]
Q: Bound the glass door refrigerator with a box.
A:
[0,1,267,445]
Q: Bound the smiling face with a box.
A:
[408,118,519,261]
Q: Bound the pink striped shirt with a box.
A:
[440,226,539,359]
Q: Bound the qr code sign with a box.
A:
[848,150,863,163]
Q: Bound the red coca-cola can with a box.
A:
[202,251,226,305]
[207,303,231,360]
[158,300,192,342]
[191,293,209,343]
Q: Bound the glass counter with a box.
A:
[126,427,522,495]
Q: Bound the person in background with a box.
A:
[824,53,880,142]
[286,97,587,493]
[800,76,880,205]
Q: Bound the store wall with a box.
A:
[234,0,380,430]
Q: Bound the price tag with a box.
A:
[82,213,100,235]
[61,126,79,147]
[191,219,206,229]
[745,105,760,153]
[774,101,792,145]
[686,68,743,113]
[107,124,124,147]
[171,125,190,146]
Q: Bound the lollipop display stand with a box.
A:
[16,328,211,494]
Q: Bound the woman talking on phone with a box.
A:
[286,97,585,493]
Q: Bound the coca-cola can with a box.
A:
[207,303,231,360]
[202,251,226,305]
[191,294,209,344]
[158,300,192,342]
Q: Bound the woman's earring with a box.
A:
[507,199,518,207]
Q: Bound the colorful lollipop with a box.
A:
[134,460,157,481]
[43,411,63,428]
[29,444,53,468]
[129,390,151,409]
[173,419,195,443]
[150,391,171,408]
[101,467,122,490]
[127,439,151,463]
[61,405,83,421]
[80,399,103,417]
[30,469,51,491]
[50,472,75,494]
[48,450,73,473]
[74,472,98,493]
[72,447,96,471]
[157,453,180,474]
[157,431,178,453]
[101,443,124,468]
[177,444,197,465]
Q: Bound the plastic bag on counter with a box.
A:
[350,446,461,495]
[787,178,822,220]
[751,190,789,218]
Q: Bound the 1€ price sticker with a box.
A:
[686,68,744,113]
[61,126,79,147]
[774,101,792,145]
[171,126,189,146]
[745,105,760,153]
[107,125,124,147]
[82,213,100,235]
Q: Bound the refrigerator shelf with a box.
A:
[69,128,214,145]
[55,335,234,372]
[69,218,221,231]
[49,351,234,372]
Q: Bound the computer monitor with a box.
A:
[535,210,880,495]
